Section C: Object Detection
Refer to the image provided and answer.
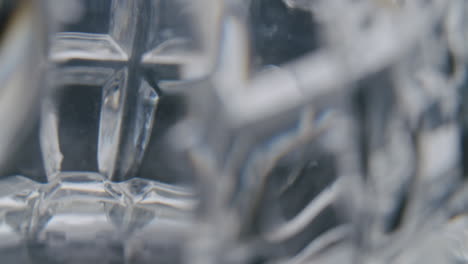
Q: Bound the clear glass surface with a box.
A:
[0,0,467,263]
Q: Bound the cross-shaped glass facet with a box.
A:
[42,0,203,182]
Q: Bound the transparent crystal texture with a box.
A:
[0,0,467,263]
